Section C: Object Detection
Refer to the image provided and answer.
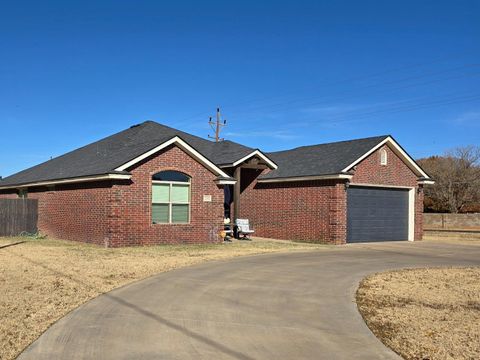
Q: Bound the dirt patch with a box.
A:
[0,236,324,360]
[357,267,480,360]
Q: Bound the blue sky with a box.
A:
[1,0,479,177]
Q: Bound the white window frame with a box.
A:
[152,179,191,224]
[380,148,388,166]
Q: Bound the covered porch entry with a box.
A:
[220,151,277,222]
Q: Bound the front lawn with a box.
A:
[0,237,325,360]
[357,267,480,360]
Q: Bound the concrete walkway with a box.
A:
[20,241,480,360]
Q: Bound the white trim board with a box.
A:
[215,179,237,185]
[0,173,132,190]
[349,182,414,189]
[228,150,278,169]
[114,136,230,178]
[257,173,353,183]
[408,187,415,241]
[341,136,430,179]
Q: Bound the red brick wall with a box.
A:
[0,145,225,247]
[0,143,424,245]
[0,192,18,199]
[415,188,424,240]
[107,145,224,247]
[0,183,112,245]
[350,144,423,240]
[239,144,423,243]
[239,168,346,244]
[34,183,112,245]
[350,145,418,186]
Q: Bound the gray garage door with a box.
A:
[347,186,409,243]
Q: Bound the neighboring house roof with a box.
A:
[0,121,430,189]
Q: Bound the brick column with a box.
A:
[329,182,347,244]
[415,185,424,241]
[106,184,123,247]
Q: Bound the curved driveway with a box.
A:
[20,242,480,360]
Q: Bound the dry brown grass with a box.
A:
[0,236,325,360]
[423,234,480,246]
[357,267,480,360]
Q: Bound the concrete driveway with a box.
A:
[20,241,480,360]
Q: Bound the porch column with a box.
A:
[233,167,241,220]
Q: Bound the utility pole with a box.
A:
[208,108,226,142]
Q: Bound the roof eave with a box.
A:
[257,173,353,183]
[218,149,278,170]
[214,176,237,185]
[418,178,435,185]
[0,173,132,190]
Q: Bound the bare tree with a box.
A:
[418,145,480,213]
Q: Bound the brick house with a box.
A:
[0,121,433,246]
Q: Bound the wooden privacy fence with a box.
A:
[0,199,38,236]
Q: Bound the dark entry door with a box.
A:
[347,186,409,243]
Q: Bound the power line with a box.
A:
[304,91,478,120]
[177,51,478,123]
[226,64,480,117]
[319,93,480,125]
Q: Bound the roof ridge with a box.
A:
[212,139,254,150]
[0,120,264,187]
[268,135,389,154]
[144,120,215,146]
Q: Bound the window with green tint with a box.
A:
[171,184,189,203]
[152,184,170,203]
[152,204,169,223]
[172,204,189,223]
[151,171,190,224]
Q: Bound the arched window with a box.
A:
[380,148,388,166]
[152,171,190,224]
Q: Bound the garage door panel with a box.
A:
[347,186,409,243]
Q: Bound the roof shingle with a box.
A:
[0,121,252,187]
[0,121,392,187]
[261,135,389,179]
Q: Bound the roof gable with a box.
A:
[260,135,389,180]
[114,136,230,178]
[341,136,430,178]
[260,135,430,181]
[0,121,430,189]
[0,121,240,188]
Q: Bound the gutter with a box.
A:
[257,173,353,183]
[0,173,132,190]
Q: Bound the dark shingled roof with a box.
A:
[261,135,389,179]
[0,120,393,187]
[0,121,253,187]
